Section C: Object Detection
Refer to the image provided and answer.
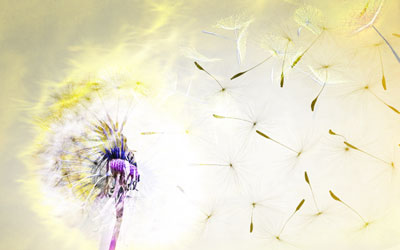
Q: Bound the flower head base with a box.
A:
[108,159,139,195]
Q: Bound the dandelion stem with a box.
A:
[109,188,126,250]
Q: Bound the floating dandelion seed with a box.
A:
[364,85,400,114]
[256,130,301,157]
[310,65,329,111]
[280,37,293,88]
[374,43,387,90]
[259,31,296,88]
[240,180,286,237]
[190,143,254,194]
[352,0,383,33]
[214,13,254,65]
[276,199,305,240]
[352,0,400,63]
[247,199,275,234]
[230,55,273,80]
[213,113,254,124]
[297,59,347,112]
[250,202,256,233]
[329,190,369,227]
[211,102,277,153]
[194,61,225,91]
[291,30,324,69]
[328,129,346,139]
[294,5,324,36]
[176,186,224,238]
[329,129,394,168]
[337,78,400,115]
[359,41,390,91]
[196,160,249,193]
[304,171,321,215]
[291,5,326,68]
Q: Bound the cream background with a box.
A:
[1,0,400,249]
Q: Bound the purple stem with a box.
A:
[109,183,126,250]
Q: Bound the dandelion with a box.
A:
[39,84,141,250]
[95,120,140,250]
